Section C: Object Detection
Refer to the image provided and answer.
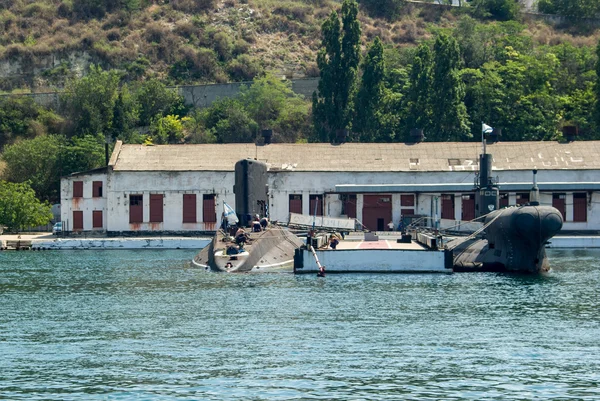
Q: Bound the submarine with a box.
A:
[192,159,304,272]
[447,151,563,273]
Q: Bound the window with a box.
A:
[92,181,103,197]
[149,194,164,223]
[73,211,83,230]
[203,194,216,222]
[73,181,83,198]
[573,193,587,222]
[289,194,302,215]
[129,194,143,223]
[93,210,103,228]
[461,194,475,221]
[309,194,323,216]
[401,195,415,207]
[183,194,197,223]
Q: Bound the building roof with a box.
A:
[109,141,600,172]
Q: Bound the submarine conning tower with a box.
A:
[475,153,499,217]
[234,159,269,227]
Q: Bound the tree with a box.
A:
[537,0,600,18]
[109,85,139,142]
[312,0,361,143]
[359,0,404,20]
[133,79,186,126]
[61,134,106,174]
[354,37,386,142]
[149,115,187,144]
[595,39,600,130]
[405,44,434,139]
[430,33,470,141]
[470,0,520,21]
[239,75,310,142]
[1,135,63,202]
[0,181,53,232]
[61,65,121,138]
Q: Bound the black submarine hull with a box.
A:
[450,204,563,273]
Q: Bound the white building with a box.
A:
[60,140,600,234]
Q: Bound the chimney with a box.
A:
[563,125,577,142]
[335,129,348,144]
[410,128,424,143]
[262,129,273,145]
[488,127,501,143]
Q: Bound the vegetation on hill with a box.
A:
[2,0,600,204]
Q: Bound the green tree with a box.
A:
[149,115,187,144]
[61,65,121,138]
[405,44,434,139]
[537,0,600,18]
[61,134,106,174]
[0,181,53,233]
[0,97,64,150]
[109,85,139,142]
[133,79,186,126]
[1,135,63,202]
[239,75,310,142]
[359,0,404,20]
[312,0,361,143]
[430,33,470,141]
[198,98,258,143]
[470,0,520,20]
[595,39,600,130]
[354,37,386,142]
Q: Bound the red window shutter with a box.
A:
[401,195,415,207]
[92,210,103,228]
[73,181,83,198]
[149,194,164,223]
[203,194,216,222]
[183,194,197,223]
[73,211,83,230]
[289,194,302,214]
[573,193,587,222]
[129,194,143,223]
[92,181,103,197]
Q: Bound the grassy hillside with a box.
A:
[1,0,599,92]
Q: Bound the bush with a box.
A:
[170,0,217,13]
[227,54,262,81]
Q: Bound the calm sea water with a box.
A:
[0,249,599,400]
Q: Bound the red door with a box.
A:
[149,194,164,223]
[573,193,587,222]
[73,211,83,231]
[309,195,323,216]
[203,194,216,222]
[441,194,455,219]
[344,194,357,218]
[183,194,197,223]
[552,193,566,221]
[362,195,392,231]
[499,193,509,208]
[92,210,103,228]
[462,194,475,221]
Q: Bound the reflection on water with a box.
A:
[0,249,599,400]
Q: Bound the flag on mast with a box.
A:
[223,202,239,225]
[482,123,494,134]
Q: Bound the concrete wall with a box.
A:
[60,166,600,233]
[61,172,107,232]
[1,78,319,111]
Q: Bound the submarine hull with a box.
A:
[450,204,563,273]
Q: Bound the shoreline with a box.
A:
[1,233,599,250]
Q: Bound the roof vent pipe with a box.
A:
[262,129,273,145]
[563,125,578,142]
[410,128,424,143]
